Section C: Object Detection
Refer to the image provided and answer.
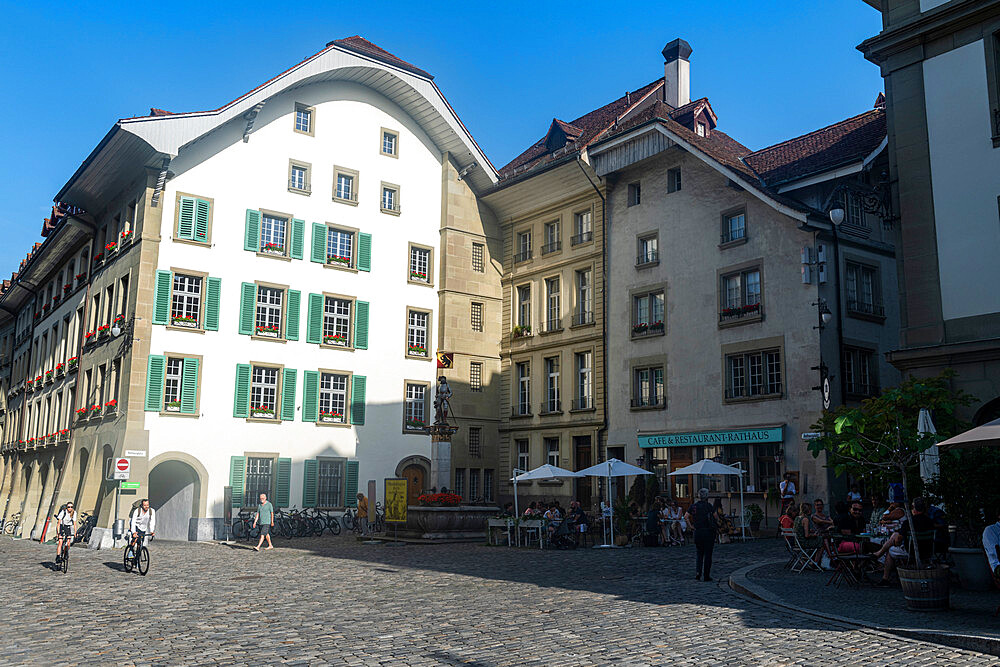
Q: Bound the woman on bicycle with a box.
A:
[129,498,156,545]
[54,502,76,564]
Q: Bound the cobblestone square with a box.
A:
[0,535,995,666]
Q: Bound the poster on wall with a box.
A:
[384,478,408,523]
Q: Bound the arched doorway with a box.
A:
[149,459,202,541]
[395,456,430,506]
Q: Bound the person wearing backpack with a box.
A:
[685,488,718,581]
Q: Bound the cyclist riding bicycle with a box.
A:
[54,502,76,564]
[129,498,156,546]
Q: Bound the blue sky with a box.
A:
[0,1,883,274]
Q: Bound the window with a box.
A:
[516,285,531,331]
[255,286,283,338]
[484,469,494,502]
[260,214,288,256]
[844,347,876,397]
[381,183,400,214]
[470,361,483,392]
[633,366,664,408]
[515,231,532,263]
[515,361,530,415]
[164,358,183,411]
[544,356,560,412]
[174,193,213,244]
[409,245,431,284]
[469,469,480,501]
[632,289,665,337]
[574,269,593,325]
[726,349,782,399]
[170,274,202,328]
[244,457,274,507]
[288,161,310,194]
[404,382,427,430]
[406,309,429,357]
[472,243,485,273]
[668,168,682,193]
[454,469,465,498]
[319,372,349,423]
[381,128,399,157]
[575,351,592,410]
[637,234,658,266]
[250,366,280,417]
[845,262,883,317]
[326,226,354,268]
[545,277,560,331]
[294,103,313,135]
[469,427,482,458]
[696,122,706,137]
[627,182,641,206]
[720,268,761,322]
[322,297,352,347]
[722,211,746,244]
[471,302,483,332]
[545,438,560,467]
[333,167,359,204]
[572,211,593,245]
[842,192,868,229]
[516,439,530,472]
[542,221,561,254]
[317,459,345,507]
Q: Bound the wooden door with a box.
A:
[670,448,693,507]
[402,465,425,506]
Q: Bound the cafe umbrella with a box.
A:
[510,464,582,518]
[576,459,653,548]
[668,459,748,540]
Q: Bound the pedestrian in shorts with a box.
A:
[254,492,274,551]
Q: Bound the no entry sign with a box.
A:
[113,457,130,480]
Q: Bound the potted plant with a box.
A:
[97,324,110,338]
[512,325,531,339]
[323,334,348,346]
[809,371,973,610]
[55,362,65,377]
[105,241,118,255]
[326,254,351,266]
[260,242,284,256]
[251,405,275,419]
[67,356,78,372]
[407,343,427,356]
[319,410,344,423]
[255,324,280,338]
[75,407,88,419]
[613,496,632,545]
[165,400,181,412]
[409,270,428,282]
[172,314,198,328]
[120,229,133,244]
[104,399,118,413]
[747,503,764,533]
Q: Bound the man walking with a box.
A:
[254,492,274,551]
[685,488,718,581]
[356,492,369,535]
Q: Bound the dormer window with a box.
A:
[696,122,706,137]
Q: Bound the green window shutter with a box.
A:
[357,233,372,272]
[177,197,195,240]
[302,370,319,422]
[350,375,366,425]
[230,456,246,508]
[281,368,297,421]
[302,460,318,508]
[144,355,166,411]
[354,301,369,350]
[311,222,327,263]
[306,293,323,344]
[285,290,301,341]
[244,209,261,252]
[204,277,221,331]
[344,461,360,507]
[152,270,172,325]
[194,199,211,243]
[291,219,305,260]
[275,458,291,508]
[180,357,200,415]
[238,282,256,335]
[233,363,251,418]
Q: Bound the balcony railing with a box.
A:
[544,318,563,333]
[636,250,659,267]
[335,188,358,203]
[288,179,312,193]
[846,299,885,318]
[631,321,664,338]
[540,400,561,414]
[514,249,533,263]
[540,241,562,255]
[381,199,401,214]
[631,396,665,409]
[719,302,761,322]
[571,231,593,246]
[572,311,594,326]
[570,397,594,411]
[725,385,782,400]
[720,228,746,244]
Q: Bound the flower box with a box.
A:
[120,229,133,244]
[326,255,351,266]
[35,375,42,385]
[255,325,280,338]
[84,331,96,344]
[75,272,87,282]
[68,357,78,373]
[720,302,761,319]
[165,400,181,412]
[319,412,345,424]
[323,335,348,346]
[33,312,40,320]
[42,303,50,312]
[55,363,65,377]
[407,345,428,356]
[75,407,88,419]
[104,399,118,413]
[45,370,53,384]
[25,380,33,394]
[512,325,532,339]
[97,325,110,339]
[171,315,198,328]
[105,241,117,255]
[251,406,275,419]
[45,434,56,444]
[64,283,72,293]
[89,405,101,417]
[58,429,70,441]
[409,271,429,282]
[405,419,427,430]
[417,492,463,507]
[53,294,61,304]
[93,252,104,265]
[632,321,664,336]
[259,243,285,257]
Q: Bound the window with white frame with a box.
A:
[323,297,351,347]
[575,269,593,324]
[454,469,465,498]
[844,347,876,397]
[469,469,480,501]
[633,366,664,407]
[484,469,494,502]
[407,310,429,357]
[250,366,279,417]
[516,361,530,415]
[294,105,312,134]
[516,285,531,330]
[516,439,530,472]
[260,214,287,255]
[516,231,531,262]
[542,221,560,254]
[470,361,483,392]
[545,356,559,412]
[720,268,761,319]
[255,286,283,337]
[164,357,183,411]
[317,460,345,507]
[843,192,867,228]
[381,129,398,157]
[845,262,882,316]
[319,373,348,423]
[289,163,309,192]
[572,211,593,245]
[545,278,560,331]
[326,227,354,267]
[637,234,658,265]
[576,351,592,409]
[409,246,430,283]
[170,274,202,327]
[381,184,399,213]
[546,438,560,467]
[726,349,782,399]
[405,383,427,430]
[667,167,682,193]
[632,290,664,336]
[723,211,746,244]
[335,171,356,202]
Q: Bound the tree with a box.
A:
[808,371,973,568]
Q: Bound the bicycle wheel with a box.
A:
[248,522,260,540]
[123,544,134,573]
[232,519,246,540]
[61,547,69,573]
[342,514,355,532]
[137,547,149,576]
[327,517,341,536]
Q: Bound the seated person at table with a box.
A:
[779,504,798,531]
[712,498,733,544]
[544,502,562,538]
[566,500,586,526]
[794,503,832,568]
[501,502,515,517]
[811,499,835,534]
[872,497,935,586]
[847,484,862,504]
[880,502,905,527]
[665,500,686,544]
[645,501,663,547]
[983,506,1000,581]
[523,501,541,518]
[834,500,866,554]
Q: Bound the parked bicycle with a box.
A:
[74,512,96,543]
[123,532,150,576]
[3,512,20,535]
[344,503,385,535]
[231,509,260,541]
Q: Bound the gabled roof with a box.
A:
[668,97,717,131]
[742,107,887,187]
[330,36,433,79]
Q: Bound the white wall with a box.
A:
[146,81,441,517]
[923,40,1000,321]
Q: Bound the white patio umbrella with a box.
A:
[510,464,582,518]
[576,459,653,548]
[918,408,939,485]
[669,459,748,539]
[936,417,1000,450]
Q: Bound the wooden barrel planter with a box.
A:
[898,565,950,611]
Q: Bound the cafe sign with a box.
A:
[639,426,784,448]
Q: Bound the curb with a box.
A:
[729,560,1000,657]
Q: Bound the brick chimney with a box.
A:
[662,38,692,108]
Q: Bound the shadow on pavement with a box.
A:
[103,562,127,572]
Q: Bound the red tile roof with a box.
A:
[329,36,433,79]
[149,108,175,116]
[743,108,886,187]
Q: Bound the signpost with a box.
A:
[119,481,140,490]
[111,457,130,546]
[384,478,408,546]
[113,457,131,480]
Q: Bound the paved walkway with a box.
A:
[0,535,996,665]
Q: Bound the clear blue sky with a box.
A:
[0,1,883,274]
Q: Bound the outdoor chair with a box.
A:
[730,509,756,542]
[781,528,804,570]
[789,529,822,573]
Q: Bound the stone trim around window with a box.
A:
[165,266,209,333]
[159,351,205,417]
[720,335,785,405]
[173,191,215,247]
[716,258,765,329]
[380,127,400,158]
[380,181,401,216]
[287,159,312,195]
[629,283,667,340]
[246,361,286,423]
[404,306,433,361]
[316,368,353,427]
[629,353,667,411]
[256,208,294,261]
[323,223,360,274]
[332,166,360,206]
[406,242,434,287]
[293,102,315,137]
[402,379,431,434]
[251,280,290,343]
[719,205,748,248]
[319,292,358,351]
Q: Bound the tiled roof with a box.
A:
[148,108,175,116]
[499,79,664,179]
[743,108,886,187]
[330,36,433,79]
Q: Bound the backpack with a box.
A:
[692,501,717,532]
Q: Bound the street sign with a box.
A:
[124,449,146,458]
[113,457,130,480]
[801,432,822,440]
[119,481,140,490]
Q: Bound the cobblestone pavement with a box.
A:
[0,535,996,666]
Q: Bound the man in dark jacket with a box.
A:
[685,488,717,581]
